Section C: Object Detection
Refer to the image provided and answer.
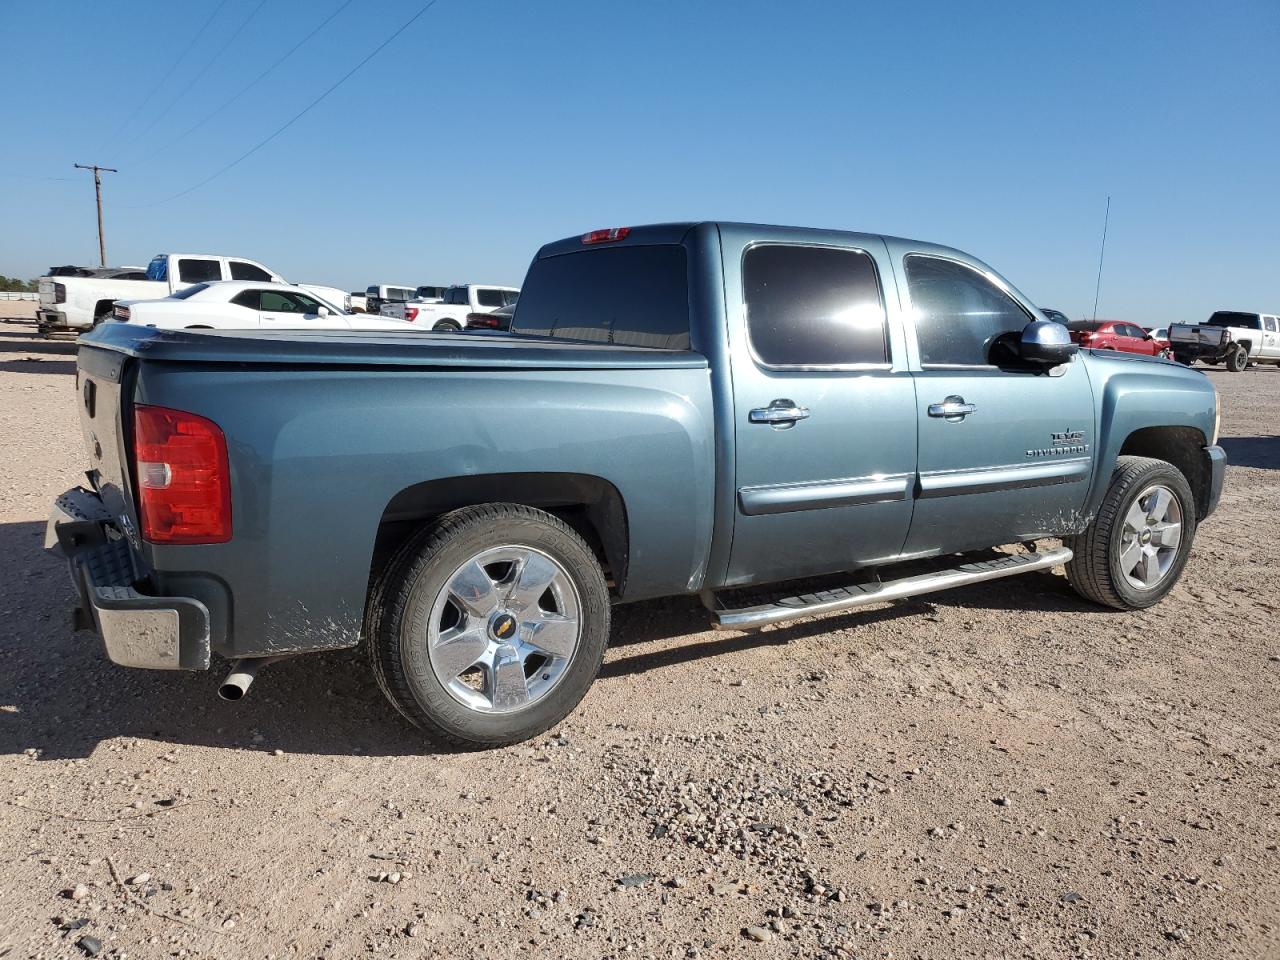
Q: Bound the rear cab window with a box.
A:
[1206,311,1262,329]
[511,245,690,349]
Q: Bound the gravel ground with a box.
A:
[0,320,1277,960]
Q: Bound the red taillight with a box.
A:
[133,405,231,544]
[465,312,499,328]
[405,307,419,322]
[581,227,631,244]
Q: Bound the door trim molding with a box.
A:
[918,458,1091,499]
[738,473,913,516]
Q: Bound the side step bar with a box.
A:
[712,547,1073,631]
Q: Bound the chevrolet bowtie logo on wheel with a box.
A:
[491,613,517,640]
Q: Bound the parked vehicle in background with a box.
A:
[348,292,368,313]
[365,284,416,317]
[1148,326,1169,342]
[1040,307,1071,325]
[36,253,351,336]
[464,303,516,331]
[111,282,417,333]
[391,283,519,330]
[1169,311,1279,371]
[1067,320,1171,358]
[50,221,1225,749]
[380,284,451,321]
[47,264,149,280]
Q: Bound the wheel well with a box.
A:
[1119,426,1212,518]
[370,473,629,594]
[94,299,115,319]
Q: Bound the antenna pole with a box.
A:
[74,163,118,266]
[1091,195,1111,322]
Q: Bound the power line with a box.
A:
[129,0,272,148]
[137,0,443,207]
[132,0,356,168]
[96,0,234,156]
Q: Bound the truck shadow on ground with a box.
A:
[0,517,1100,761]
[1218,436,1280,470]
[0,326,77,376]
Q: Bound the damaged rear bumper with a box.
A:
[46,488,210,670]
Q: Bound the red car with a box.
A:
[1066,320,1171,358]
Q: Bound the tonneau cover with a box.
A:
[78,323,709,370]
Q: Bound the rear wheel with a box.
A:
[433,319,461,332]
[1226,345,1248,372]
[366,503,610,749]
[1066,456,1196,610]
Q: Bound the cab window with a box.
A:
[178,258,221,284]
[477,288,505,308]
[743,244,887,366]
[229,260,272,281]
[905,255,1031,366]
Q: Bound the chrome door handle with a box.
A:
[749,399,810,425]
[928,395,977,421]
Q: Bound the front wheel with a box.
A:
[1066,456,1196,610]
[366,503,610,749]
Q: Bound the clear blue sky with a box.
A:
[1,0,1276,324]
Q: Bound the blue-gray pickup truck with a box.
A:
[48,222,1226,748]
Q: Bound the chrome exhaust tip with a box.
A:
[218,657,282,701]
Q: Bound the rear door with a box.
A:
[720,227,917,587]
[1262,316,1280,359]
[888,245,1096,557]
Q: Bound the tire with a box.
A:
[1065,456,1196,610]
[432,320,461,332]
[1172,353,1194,366]
[1226,345,1248,372]
[366,503,610,749]
[92,309,112,328]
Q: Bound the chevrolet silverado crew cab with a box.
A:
[49,222,1226,749]
[37,253,350,335]
[1169,311,1280,370]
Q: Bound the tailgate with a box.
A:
[76,345,139,535]
[1169,324,1224,346]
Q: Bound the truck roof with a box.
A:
[533,221,971,262]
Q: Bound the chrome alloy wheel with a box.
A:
[426,545,581,714]
[1118,484,1183,589]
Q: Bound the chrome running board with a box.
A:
[711,547,1073,631]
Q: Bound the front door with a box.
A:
[721,228,918,587]
[258,290,333,328]
[889,247,1097,557]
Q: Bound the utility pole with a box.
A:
[74,163,118,266]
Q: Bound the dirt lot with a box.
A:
[0,319,1276,960]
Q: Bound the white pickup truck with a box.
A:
[36,253,350,336]
[382,283,519,331]
[1169,311,1280,371]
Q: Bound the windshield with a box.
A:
[1205,311,1261,329]
[146,257,168,282]
[169,283,209,300]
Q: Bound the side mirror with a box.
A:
[316,305,330,317]
[1019,319,1077,365]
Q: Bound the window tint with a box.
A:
[1265,317,1278,332]
[366,286,379,298]
[229,260,272,281]
[1124,324,1147,339]
[503,290,520,306]
[905,255,1031,366]
[147,257,169,282]
[444,286,469,305]
[477,288,505,308]
[512,245,690,349]
[230,290,261,309]
[178,258,221,284]
[743,245,887,366]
